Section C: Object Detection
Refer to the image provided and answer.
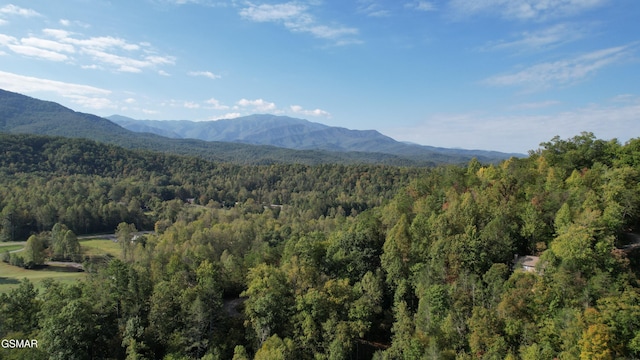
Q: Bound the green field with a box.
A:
[0,245,23,253]
[0,261,86,294]
[0,239,123,294]
[80,238,122,258]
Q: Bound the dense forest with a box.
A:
[1,132,640,359]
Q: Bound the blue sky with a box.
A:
[0,0,638,153]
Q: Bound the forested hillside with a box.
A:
[0,133,422,241]
[1,132,640,359]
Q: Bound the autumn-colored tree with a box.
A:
[579,324,613,360]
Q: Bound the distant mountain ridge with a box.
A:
[0,88,519,165]
[108,114,398,152]
[109,114,522,161]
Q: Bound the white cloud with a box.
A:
[485,45,632,90]
[236,98,278,112]
[205,97,229,110]
[449,0,608,21]
[64,94,115,110]
[184,101,200,109]
[58,19,90,28]
[78,46,175,73]
[240,2,307,22]
[21,36,76,53]
[290,104,331,117]
[42,28,71,39]
[482,23,586,53]
[188,70,221,80]
[0,4,41,18]
[125,98,136,104]
[358,0,391,17]
[210,112,241,120]
[0,71,110,95]
[303,25,359,40]
[0,34,76,62]
[406,1,437,11]
[0,70,119,110]
[6,44,68,61]
[35,28,176,72]
[0,28,175,73]
[0,34,16,45]
[232,98,329,117]
[48,32,142,51]
[81,49,142,72]
[239,2,358,43]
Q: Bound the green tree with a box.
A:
[384,300,419,359]
[232,345,250,360]
[0,204,18,242]
[554,203,572,235]
[0,278,41,335]
[39,281,115,360]
[254,334,294,360]
[116,222,137,262]
[63,229,81,262]
[242,264,294,347]
[148,279,182,350]
[468,306,508,360]
[381,214,412,288]
[122,316,150,360]
[50,223,80,261]
[181,260,222,358]
[326,212,384,283]
[349,270,384,338]
[23,234,46,268]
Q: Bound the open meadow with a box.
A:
[0,261,86,294]
[0,244,24,253]
[0,237,122,294]
[79,237,122,258]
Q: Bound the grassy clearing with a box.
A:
[0,262,86,294]
[0,241,25,251]
[80,238,122,259]
[0,238,125,293]
[0,244,24,253]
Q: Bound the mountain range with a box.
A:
[0,88,520,165]
[108,114,522,162]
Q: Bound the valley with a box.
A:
[1,90,640,359]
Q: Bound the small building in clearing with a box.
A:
[514,255,540,273]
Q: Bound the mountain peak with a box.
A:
[108,113,398,152]
[108,113,521,161]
